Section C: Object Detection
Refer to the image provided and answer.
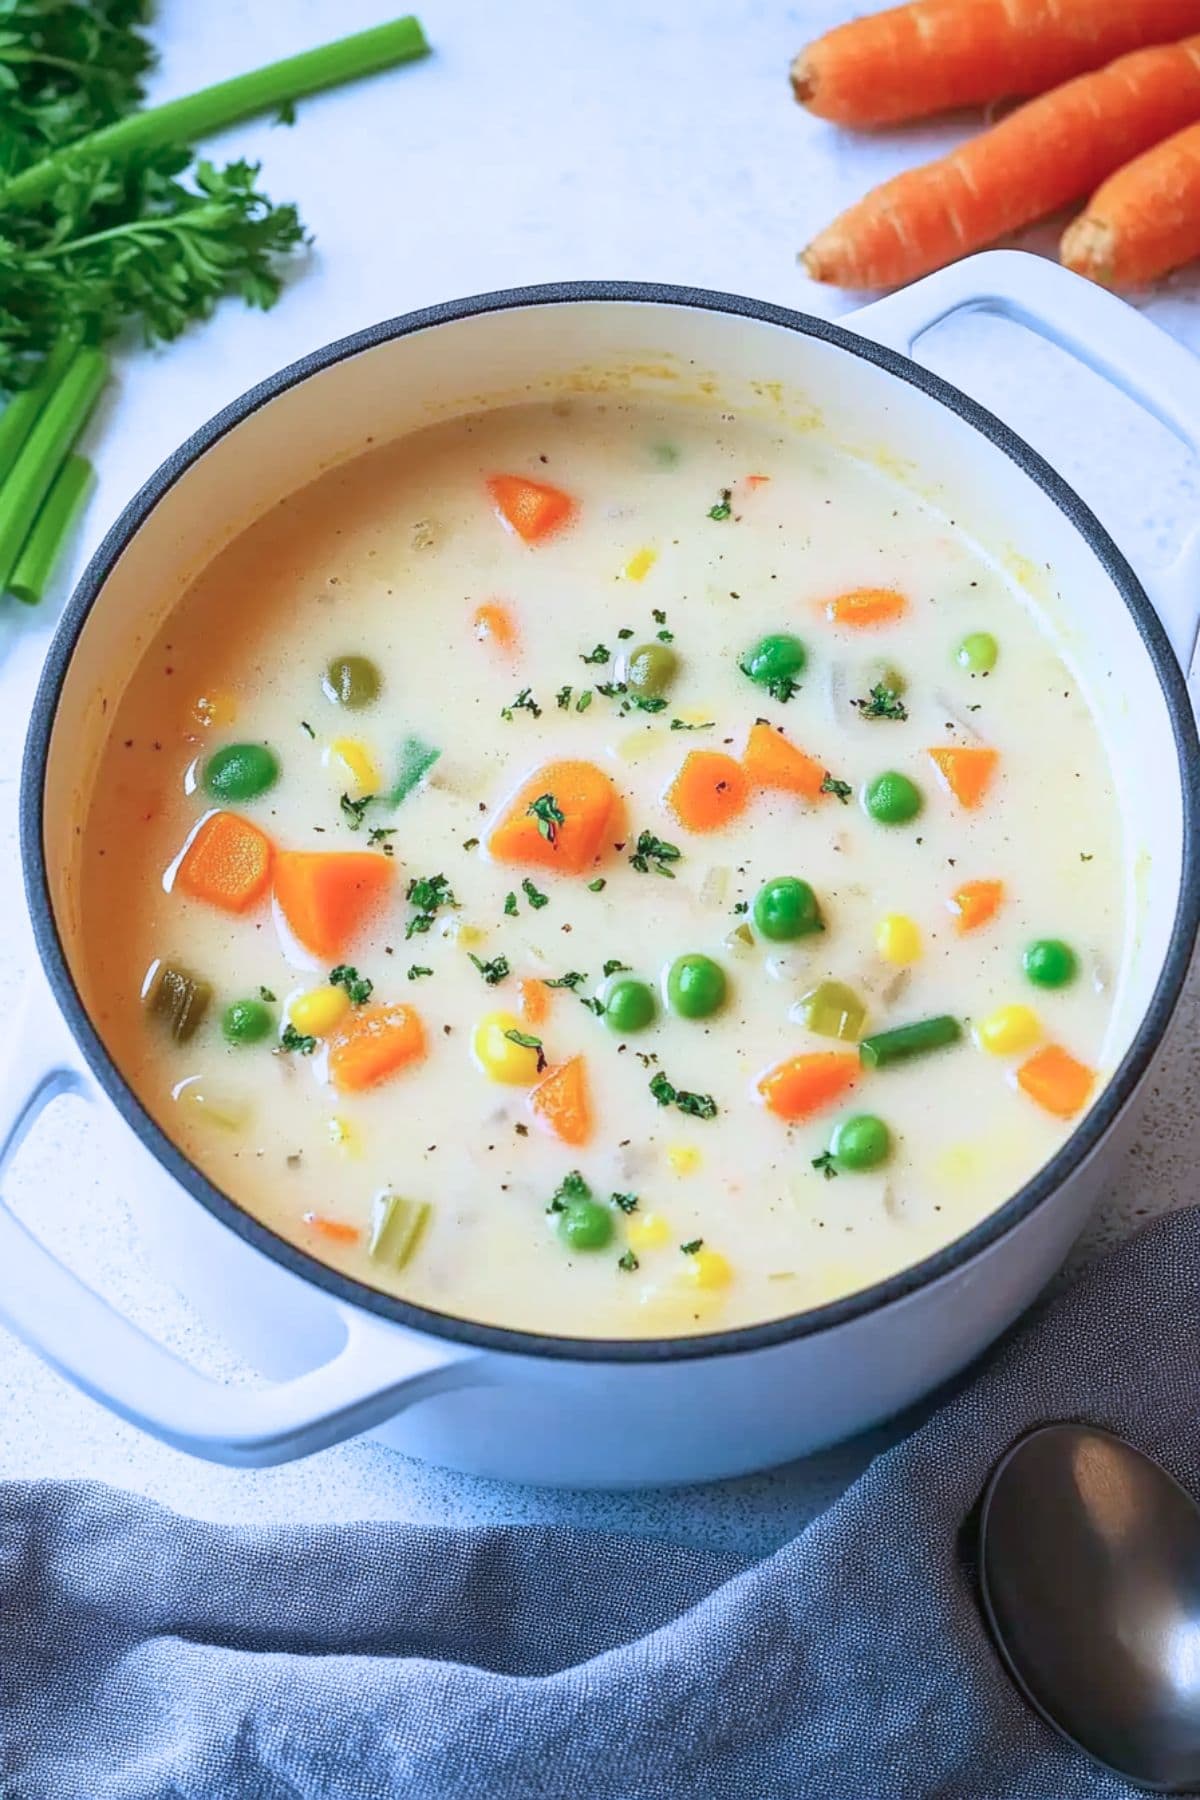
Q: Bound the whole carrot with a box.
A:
[791,0,1200,127]
[804,36,1200,289]
[1062,121,1200,285]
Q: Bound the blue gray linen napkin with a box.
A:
[5,1204,1199,1800]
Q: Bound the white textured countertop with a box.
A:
[2,0,1199,1553]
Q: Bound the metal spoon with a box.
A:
[980,1423,1200,1792]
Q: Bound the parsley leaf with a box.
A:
[587,878,607,892]
[501,687,542,721]
[602,958,630,977]
[580,643,610,664]
[707,489,732,521]
[527,792,565,845]
[407,964,433,980]
[670,718,715,731]
[626,694,667,714]
[503,1027,546,1072]
[652,608,667,625]
[556,685,573,710]
[657,628,674,643]
[611,1192,639,1213]
[649,1070,717,1118]
[812,1150,839,1180]
[339,792,374,830]
[258,986,277,1003]
[852,683,908,722]
[367,826,396,855]
[504,891,519,916]
[300,720,315,738]
[617,1249,639,1272]
[405,873,457,939]
[522,877,550,910]
[680,1238,704,1254]
[468,952,511,985]
[579,995,605,1016]
[544,971,587,989]
[617,627,634,640]
[329,964,373,1006]
[576,690,593,713]
[278,1023,317,1055]
[820,773,852,804]
[546,1169,591,1213]
[629,830,682,878]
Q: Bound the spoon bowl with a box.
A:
[981,1423,1200,1792]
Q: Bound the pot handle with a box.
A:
[0,991,483,1468]
[850,250,1200,672]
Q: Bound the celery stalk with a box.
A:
[1,17,431,213]
[0,338,80,487]
[9,453,95,605]
[0,347,107,597]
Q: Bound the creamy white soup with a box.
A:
[79,396,1123,1338]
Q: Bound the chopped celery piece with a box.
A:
[369,1192,431,1268]
[800,980,867,1042]
[388,735,440,805]
[175,1082,250,1132]
[723,921,756,954]
[148,964,212,1042]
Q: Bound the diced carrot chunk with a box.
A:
[488,760,618,875]
[758,1052,858,1121]
[520,978,549,1026]
[487,475,573,543]
[825,587,907,628]
[744,474,771,488]
[328,1002,426,1093]
[666,750,749,833]
[529,1056,592,1146]
[273,851,394,959]
[742,720,828,802]
[473,600,518,650]
[928,746,1000,809]
[176,811,272,914]
[303,1213,361,1244]
[1017,1045,1095,1119]
[949,878,1004,934]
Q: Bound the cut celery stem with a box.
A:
[0,337,80,486]
[0,16,431,213]
[9,452,95,605]
[0,346,107,597]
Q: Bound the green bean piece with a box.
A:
[859,1015,962,1069]
[388,735,441,804]
[148,964,212,1043]
[801,980,867,1042]
[368,1192,431,1269]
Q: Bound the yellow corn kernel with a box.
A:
[289,985,351,1038]
[876,913,921,965]
[441,915,484,947]
[682,1246,733,1289]
[329,737,382,794]
[666,1144,701,1175]
[192,691,237,728]
[976,1003,1041,1057]
[327,1114,363,1158]
[623,547,657,582]
[471,1010,542,1084]
[627,1211,671,1251]
[174,1080,250,1133]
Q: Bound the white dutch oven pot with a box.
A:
[5,251,1200,1485]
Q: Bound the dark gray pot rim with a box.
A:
[21,279,1200,1366]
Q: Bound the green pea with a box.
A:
[622,641,679,697]
[605,977,656,1034]
[203,743,279,803]
[739,633,807,694]
[1023,938,1078,989]
[830,1114,892,1171]
[557,1198,614,1251]
[956,632,998,674]
[323,654,382,709]
[222,999,272,1045]
[862,770,923,825]
[666,953,727,1020]
[753,876,823,942]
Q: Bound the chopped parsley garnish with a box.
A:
[300,720,315,739]
[580,644,610,665]
[617,1250,640,1273]
[528,792,565,844]
[765,675,800,704]
[258,987,277,1003]
[503,1028,546,1072]
[630,830,682,878]
[546,1169,591,1213]
[732,901,748,915]
[579,995,606,1017]
[407,965,433,980]
[652,608,667,625]
[648,1071,718,1119]
[556,685,573,710]
[617,626,634,640]
[1080,852,1094,863]
[462,837,480,851]
[588,878,607,892]
[852,683,909,722]
[821,774,853,804]
[812,1150,839,1180]
[680,1238,704,1255]
[611,1192,639,1213]
[468,953,511,986]
[656,628,674,643]
[279,1024,317,1056]
[501,687,542,721]
[626,694,667,714]
[602,958,630,977]
[595,680,627,699]
[522,877,550,910]
[708,488,732,521]
[339,792,374,830]
[329,964,373,1006]
[405,873,457,939]
[504,892,519,917]
[544,971,587,989]
[576,690,593,713]
[670,717,715,731]
[368,826,396,856]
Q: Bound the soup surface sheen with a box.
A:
[81,397,1123,1338]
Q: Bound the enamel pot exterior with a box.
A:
[8,254,1200,1482]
